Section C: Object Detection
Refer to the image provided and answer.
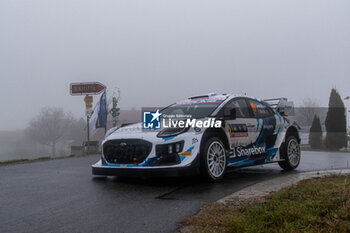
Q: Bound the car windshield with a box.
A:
[161,102,221,119]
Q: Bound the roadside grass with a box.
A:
[0,153,90,166]
[0,158,30,165]
[181,176,350,233]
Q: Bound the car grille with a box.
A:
[103,139,152,164]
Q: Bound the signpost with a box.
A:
[70,82,106,96]
[84,95,93,141]
[70,82,106,143]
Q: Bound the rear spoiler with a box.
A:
[263,98,294,116]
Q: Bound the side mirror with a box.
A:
[223,108,236,120]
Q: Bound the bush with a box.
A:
[309,115,322,149]
[325,89,347,150]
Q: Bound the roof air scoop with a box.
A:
[189,92,218,99]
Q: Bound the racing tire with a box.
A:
[200,137,227,182]
[278,135,301,170]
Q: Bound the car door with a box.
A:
[246,99,277,161]
[222,98,257,148]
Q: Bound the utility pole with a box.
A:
[344,96,350,150]
[344,96,350,128]
[84,95,93,142]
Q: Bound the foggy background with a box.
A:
[0,0,349,160]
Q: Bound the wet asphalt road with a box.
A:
[1,151,350,233]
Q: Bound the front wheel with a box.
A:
[200,137,227,181]
[278,135,301,170]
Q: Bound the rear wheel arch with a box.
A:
[280,125,301,154]
[285,126,300,143]
[278,125,301,170]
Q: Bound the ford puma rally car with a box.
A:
[92,93,301,181]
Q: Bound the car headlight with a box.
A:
[156,141,184,156]
[156,127,189,138]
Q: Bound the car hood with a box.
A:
[104,123,158,141]
[104,117,217,143]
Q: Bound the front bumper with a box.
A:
[92,154,200,177]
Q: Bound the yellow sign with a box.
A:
[84,95,93,109]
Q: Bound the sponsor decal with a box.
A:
[192,138,199,144]
[263,124,274,130]
[229,124,248,137]
[194,127,201,133]
[230,145,266,158]
[250,102,257,113]
[180,152,192,156]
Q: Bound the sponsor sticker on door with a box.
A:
[229,124,248,137]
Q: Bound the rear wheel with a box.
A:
[200,137,227,181]
[278,135,300,170]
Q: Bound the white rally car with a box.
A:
[92,93,301,181]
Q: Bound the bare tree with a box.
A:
[294,97,322,127]
[67,117,86,144]
[25,107,73,157]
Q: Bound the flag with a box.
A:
[90,91,107,135]
[96,91,107,129]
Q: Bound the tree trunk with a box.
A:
[52,142,56,157]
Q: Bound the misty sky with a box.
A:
[0,0,349,130]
